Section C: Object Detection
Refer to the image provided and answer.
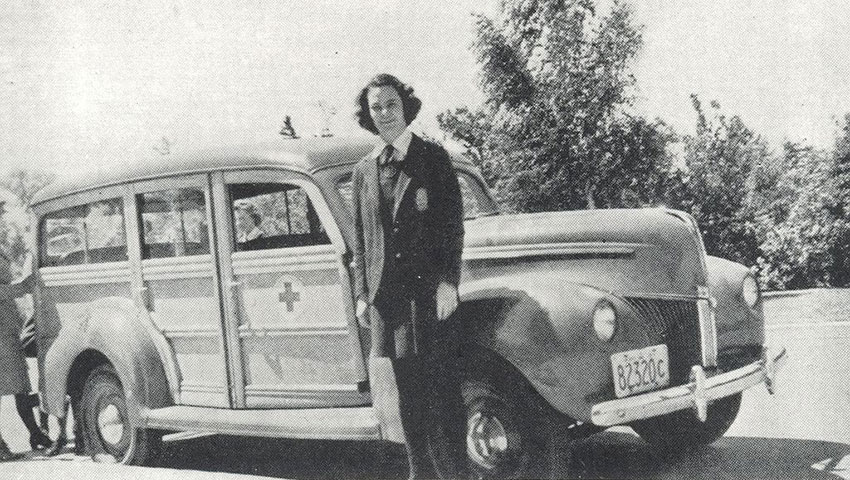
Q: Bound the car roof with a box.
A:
[31,135,476,206]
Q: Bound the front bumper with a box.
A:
[590,346,787,427]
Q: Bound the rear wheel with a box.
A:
[80,364,162,465]
[631,393,742,453]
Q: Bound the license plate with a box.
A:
[611,344,670,398]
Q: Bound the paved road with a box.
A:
[2,292,849,479]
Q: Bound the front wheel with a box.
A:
[455,362,559,479]
[80,364,162,465]
[631,392,742,453]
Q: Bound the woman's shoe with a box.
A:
[29,429,52,450]
[0,441,23,462]
[45,435,66,457]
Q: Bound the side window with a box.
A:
[457,174,481,219]
[138,188,209,259]
[335,172,491,219]
[229,183,329,251]
[40,198,127,267]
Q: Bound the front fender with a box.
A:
[706,256,765,367]
[43,297,172,424]
[457,274,651,422]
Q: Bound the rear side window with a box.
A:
[138,188,209,259]
[40,198,127,267]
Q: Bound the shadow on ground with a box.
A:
[146,431,850,479]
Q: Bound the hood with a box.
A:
[461,209,706,297]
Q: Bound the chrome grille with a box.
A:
[623,297,702,385]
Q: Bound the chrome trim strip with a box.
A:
[696,287,719,368]
[233,262,338,276]
[39,261,131,275]
[232,245,336,261]
[180,384,227,394]
[40,263,131,286]
[613,292,703,301]
[141,256,215,280]
[463,242,641,260]
[141,254,215,268]
[236,325,349,337]
[231,247,338,275]
[161,327,220,338]
[245,384,361,395]
[590,347,787,427]
[142,405,381,441]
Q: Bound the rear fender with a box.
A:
[43,297,172,425]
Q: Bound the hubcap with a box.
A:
[97,403,125,446]
[466,411,509,470]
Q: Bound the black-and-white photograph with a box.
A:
[0,1,848,479]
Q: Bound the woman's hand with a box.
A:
[436,281,459,321]
[356,298,370,327]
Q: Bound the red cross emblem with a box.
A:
[278,282,301,312]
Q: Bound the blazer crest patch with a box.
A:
[415,188,428,211]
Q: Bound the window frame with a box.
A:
[37,184,129,269]
[137,187,211,260]
[220,169,345,255]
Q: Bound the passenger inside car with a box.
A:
[234,201,265,244]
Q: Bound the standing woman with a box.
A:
[351,73,466,479]
[0,241,50,460]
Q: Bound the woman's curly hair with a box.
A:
[355,74,422,134]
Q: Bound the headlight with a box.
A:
[742,275,760,308]
[593,300,617,342]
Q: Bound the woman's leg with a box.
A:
[45,397,71,456]
[15,393,50,450]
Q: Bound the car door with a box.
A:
[212,169,368,409]
[132,175,231,407]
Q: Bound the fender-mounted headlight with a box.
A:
[742,275,760,308]
[593,299,617,342]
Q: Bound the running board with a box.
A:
[142,406,383,441]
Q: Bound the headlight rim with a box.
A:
[592,299,618,342]
[741,274,760,308]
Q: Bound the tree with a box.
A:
[0,169,55,275]
[751,113,850,289]
[0,169,55,211]
[666,96,775,267]
[757,143,836,288]
[825,113,850,286]
[438,0,673,212]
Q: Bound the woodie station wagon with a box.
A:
[29,136,786,477]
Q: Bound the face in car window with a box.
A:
[234,201,263,243]
[229,183,330,251]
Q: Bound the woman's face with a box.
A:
[367,85,406,143]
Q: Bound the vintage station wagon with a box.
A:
[29,136,785,477]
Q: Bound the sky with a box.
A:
[2,1,850,176]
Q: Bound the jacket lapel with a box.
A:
[364,153,384,233]
[392,135,419,220]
